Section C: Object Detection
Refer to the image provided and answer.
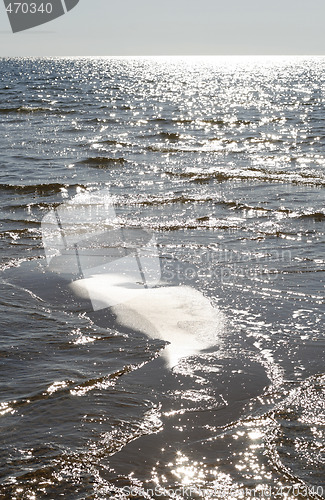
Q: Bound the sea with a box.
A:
[0,56,324,499]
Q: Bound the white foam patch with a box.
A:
[70,276,224,368]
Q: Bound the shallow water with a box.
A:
[0,56,324,499]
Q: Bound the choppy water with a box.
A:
[0,56,324,499]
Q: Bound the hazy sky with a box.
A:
[1,0,325,56]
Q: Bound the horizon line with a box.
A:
[1,54,325,58]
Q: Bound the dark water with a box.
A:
[0,57,324,499]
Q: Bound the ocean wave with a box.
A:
[0,366,134,417]
[0,106,55,114]
[146,145,181,153]
[118,193,271,210]
[100,139,129,147]
[116,216,323,235]
[207,136,284,145]
[146,144,202,153]
[199,118,253,127]
[298,211,325,221]
[117,217,243,232]
[0,183,86,195]
[167,167,325,187]
[119,194,219,207]
[122,194,299,215]
[1,201,57,210]
[149,117,254,127]
[0,228,38,241]
[158,131,181,141]
[145,140,254,153]
[77,156,127,167]
[150,117,193,125]
[265,375,325,498]
[100,139,121,145]
[84,117,117,124]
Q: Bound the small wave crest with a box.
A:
[0,106,62,115]
[0,183,86,195]
[158,131,181,141]
[78,157,127,167]
[167,167,325,187]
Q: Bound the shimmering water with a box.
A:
[0,57,324,499]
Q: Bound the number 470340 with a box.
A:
[6,3,53,14]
